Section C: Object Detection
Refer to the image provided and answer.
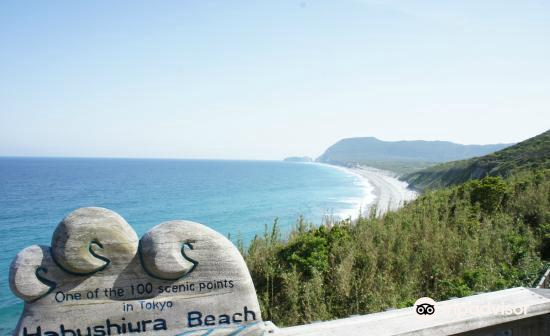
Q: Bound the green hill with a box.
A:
[316,137,511,174]
[404,130,550,190]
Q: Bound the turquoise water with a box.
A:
[0,157,369,333]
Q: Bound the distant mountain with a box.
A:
[403,130,550,190]
[284,156,313,163]
[316,137,511,174]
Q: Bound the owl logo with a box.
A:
[416,303,435,315]
[413,297,437,320]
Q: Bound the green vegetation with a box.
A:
[404,130,550,190]
[316,136,510,174]
[243,169,550,326]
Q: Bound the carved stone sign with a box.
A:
[10,207,267,336]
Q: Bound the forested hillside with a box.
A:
[404,130,550,190]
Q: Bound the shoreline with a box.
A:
[312,162,376,220]
[348,165,418,216]
[316,162,418,218]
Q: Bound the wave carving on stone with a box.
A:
[9,207,265,336]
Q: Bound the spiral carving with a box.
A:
[139,221,199,280]
[9,245,57,302]
[50,207,139,274]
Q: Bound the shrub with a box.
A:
[244,169,548,326]
[466,176,509,213]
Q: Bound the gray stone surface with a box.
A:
[10,207,266,336]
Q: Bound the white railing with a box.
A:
[537,267,550,288]
[269,287,550,336]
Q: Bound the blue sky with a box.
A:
[1,0,549,159]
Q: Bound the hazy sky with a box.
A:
[1,1,549,160]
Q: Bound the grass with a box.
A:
[242,169,550,326]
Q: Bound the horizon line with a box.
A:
[0,155,294,162]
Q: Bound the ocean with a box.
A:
[0,157,373,333]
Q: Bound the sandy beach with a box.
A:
[348,165,418,216]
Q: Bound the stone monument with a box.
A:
[9,207,267,336]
